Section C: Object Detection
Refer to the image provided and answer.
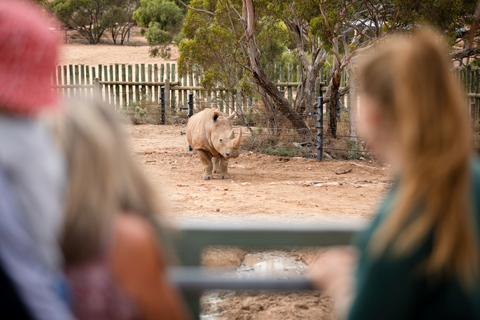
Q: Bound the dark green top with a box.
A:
[349,159,480,320]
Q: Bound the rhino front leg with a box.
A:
[218,157,231,179]
[196,150,214,180]
[212,156,220,174]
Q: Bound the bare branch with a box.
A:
[450,47,480,59]
[322,85,350,103]
[172,0,216,16]
[319,2,335,38]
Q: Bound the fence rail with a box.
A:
[52,63,348,116]
[171,222,363,318]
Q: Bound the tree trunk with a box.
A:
[250,64,310,137]
[243,0,310,138]
[297,67,317,114]
[326,67,341,138]
[347,64,357,142]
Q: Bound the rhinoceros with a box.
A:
[186,108,242,180]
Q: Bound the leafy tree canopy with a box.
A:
[178,0,479,136]
[49,0,139,44]
[133,0,184,57]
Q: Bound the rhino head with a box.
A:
[210,111,243,159]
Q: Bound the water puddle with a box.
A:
[200,251,308,319]
[237,251,307,279]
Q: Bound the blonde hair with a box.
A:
[51,99,163,265]
[360,29,478,286]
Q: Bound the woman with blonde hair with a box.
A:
[311,29,480,319]
[51,99,190,320]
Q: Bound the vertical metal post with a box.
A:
[160,86,165,125]
[317,97,323,161]
[188,93,193,151]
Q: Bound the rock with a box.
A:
[241,182,251,185]
[215,208,220,212]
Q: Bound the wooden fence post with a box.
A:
[141,64,146,100]
[115,64,120,108]
[104,65,109,105]
[165,78,170,117]
[287,64,293,102]
[154,64,159,103]
[128,65,133,108]
[94,78,101,98]
[135,64,140,103]
[171,64,176,112]
[122,64,126,108]
[148,64,153,103]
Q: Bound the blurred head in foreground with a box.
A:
[51,99,162,265]
[0,0,60,116]
[358,29,477,285]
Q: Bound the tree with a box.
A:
[103,0,140,44]
[49,0,140,44]
[49,0,114,44]
[178,0,479,138]
[178,0,381,137]
[133,0,184,57]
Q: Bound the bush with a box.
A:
[133,0,184,57]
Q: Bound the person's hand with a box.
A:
[309,246,358,318]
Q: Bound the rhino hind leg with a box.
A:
[212,156,220,174]
[218,157,231,179]
[196,150,214,180]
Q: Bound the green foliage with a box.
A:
[179,0,292,93]
[173,31,185,45]
[344,139,364,160]
[49,0,138,44]
[133,0,184,30]
[471,58,480,69]
[133,0,184,56]
[263,147,302,157]
[393,0,477,35]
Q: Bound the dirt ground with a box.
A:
[126,124,391,222]
[61,37,392,319]
[58,27,179,65]
[126,124,391,319]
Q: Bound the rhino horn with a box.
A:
[232,128,242,149]
[229,129,235,139]
[226,112,236,120]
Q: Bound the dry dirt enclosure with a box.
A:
[126,124,391,222]
[127,124,392,319]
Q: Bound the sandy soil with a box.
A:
[58,27,179,66]
[126,124,390,223]
[126,124,391,319]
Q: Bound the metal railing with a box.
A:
[169,222,364,318]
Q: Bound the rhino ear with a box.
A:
[213,110,221,122]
